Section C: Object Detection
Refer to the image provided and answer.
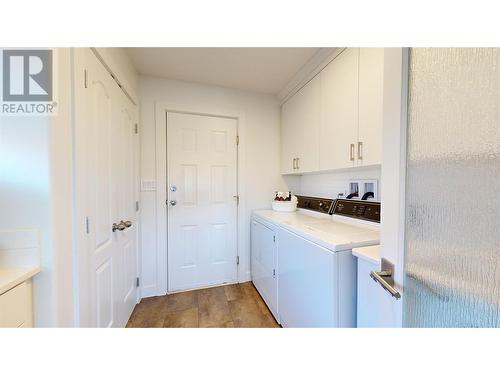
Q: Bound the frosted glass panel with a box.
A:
[404,48,500,327]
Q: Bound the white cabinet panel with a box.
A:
[0,281,32,328]
[356,257,397,327]
[320,48,359,171]
[280,48,384,175]
[281,74,321,174]
[358,48,384,166]
[251,219,278,321]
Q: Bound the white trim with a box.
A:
[154,101,247,296]
[277,48,342,104]
[396,47,409,322]
[379,47,409,328]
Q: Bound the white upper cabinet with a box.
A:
[319,48,359,170]
[280,48,384,175]
[281,74,321,174]
[358,48,384,167]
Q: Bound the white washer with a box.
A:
[252,197,380,327]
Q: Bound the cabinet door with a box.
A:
[358,48,384,166]
[0,281,32,328]
[281,91,300,174]
[251,219,278,321]
[320,48,359,170]
[281,74,321,174]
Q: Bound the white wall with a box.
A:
[0,48,74,326]
[139,76,286,297]
[284,166,381,199]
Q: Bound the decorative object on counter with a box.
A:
[272,192,297,212]
[274,191,292,201]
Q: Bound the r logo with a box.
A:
[3,49,52,102]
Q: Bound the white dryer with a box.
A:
[252,197,380,328]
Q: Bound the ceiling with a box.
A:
[126,48,320,94]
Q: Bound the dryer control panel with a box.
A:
[331,199,380,223]
[296,195,334,214]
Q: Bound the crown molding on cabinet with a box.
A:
[277,47,345,104]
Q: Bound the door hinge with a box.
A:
[273,235,276,242]
[273,269,276,278]
[134,123,139,134]
[84,69,88,88]
[236,135,239,146]
[236,256,240,266]
[135,201,139,212]
[136,277,140,287]
[85,216,90,234]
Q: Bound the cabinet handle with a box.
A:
[292,158,296,170]
[296,158,300,170]
[349,144,355,161]
[357,141,363,161]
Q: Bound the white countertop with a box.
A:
[0,266,41,295]
[352,245,380,265]
[253,209,379,252]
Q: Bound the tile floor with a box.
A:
[126,282,280,328]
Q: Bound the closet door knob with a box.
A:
[112,222,126,232]
[121,220,132,228]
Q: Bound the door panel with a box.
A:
[76,49,138,327]
[87,56,116,327]
[116,103,138,326]
[320,48,359,170]
[96,259,113,328]
[167,112,238,292]
[404,48,500,327]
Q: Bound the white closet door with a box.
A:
[167,112,238,292]
[74,49,138,327]
[86,53,119,328]
[114,94,138,327]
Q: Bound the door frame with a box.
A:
[379,47,409,327]
[154,101,246,296]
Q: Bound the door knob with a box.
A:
[112,222,126,232]
[121,220,132,228]
[169,200,177,206]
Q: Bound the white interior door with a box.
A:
[115,97,138,327]
[86,55,117,328]
[167,112,238,292]
[75,49,138,327]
